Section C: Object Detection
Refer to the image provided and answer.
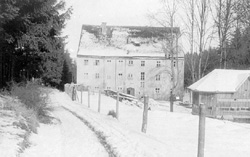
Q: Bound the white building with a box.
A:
[76,23,184,100]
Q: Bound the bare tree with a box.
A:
[181,0,196,83]
[148,0,183,112]
[213,0,236,69]
[196,0,213,79]
[181,0,214,81]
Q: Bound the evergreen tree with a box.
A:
[0,0,72,87]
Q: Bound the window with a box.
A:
[141,72,145,80]
[94,60,100,66]
[141,61,145,66]
[118,87,123,91]
[156,61,161,67]
[119,60,123,63]
[118,73,123,77]
[140,82,145,88]
[128,60,133,66]
[155,88,160,94]
[95,73,100,79]
[107,60,111,62]
[128,74,133,80]
[84,73,88,79]
[84,60,88,65]
[156,74,160,81]
[173,61,176,67]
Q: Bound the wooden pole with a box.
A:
[141,95,149,133]
[88,88,90,108]
[197,103,206,157]
[81,91,82,104]
[170,90,174,112]
[98,90,101,112]
[116,91,119,119]
[72,86,75,101]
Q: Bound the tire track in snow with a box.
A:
[52,106,109,157]
[62,106,117,157]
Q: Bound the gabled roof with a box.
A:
[77,23,183,58]
[188,69,250,93]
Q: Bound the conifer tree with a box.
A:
[0,0,72,87]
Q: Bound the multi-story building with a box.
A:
[76,23,184,100]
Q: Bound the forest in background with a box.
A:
[183,0,250,87]
[0,0,75,90]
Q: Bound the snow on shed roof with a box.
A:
[188,69,250,93]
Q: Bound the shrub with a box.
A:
[107,110,117,118]
[10,81,51,123]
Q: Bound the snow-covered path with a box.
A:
[53,106,108,157]
[21,99,108,157]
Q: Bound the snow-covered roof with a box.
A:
[77,24,183,58]
[188,69,250,93]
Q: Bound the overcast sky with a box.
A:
[63,0,163,57]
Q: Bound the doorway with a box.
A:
[127,87,135,96]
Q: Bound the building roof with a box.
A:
[77,23,183,58]
[188,69,250,93]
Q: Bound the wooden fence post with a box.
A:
[88,88,90,108]
[81,91,82,104]
[98,90,101,113]
[141,95,149,133]
[116,91,119,119]
[72,85,75,101]
[170,90,174,112]
[197,103,206,157]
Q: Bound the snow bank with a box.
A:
[0,96,27,157]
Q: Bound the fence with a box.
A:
[65,84,206,156]
[64,84,150,133]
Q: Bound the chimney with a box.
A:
[101,22,107,35]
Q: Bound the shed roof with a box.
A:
[188,69,250,93]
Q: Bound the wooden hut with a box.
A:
[188,69,250,122]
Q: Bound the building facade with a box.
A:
[76,23,184,100]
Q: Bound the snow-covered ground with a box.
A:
[0,96,27,157]
[2,89,250,157]
[21,94,109,157]
[74,90,250,157]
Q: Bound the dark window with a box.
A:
[141,61,145,66]
[141,72,145,80]
[94,60,100,66]
[129,60,133,65]
[156,61,161,67]
[156,75,160,81]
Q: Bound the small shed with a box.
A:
[188,69,250,121]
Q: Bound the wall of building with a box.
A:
[191,79,250,118]
[77,56,184,100]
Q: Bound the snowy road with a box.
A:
[21,105,109,157]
